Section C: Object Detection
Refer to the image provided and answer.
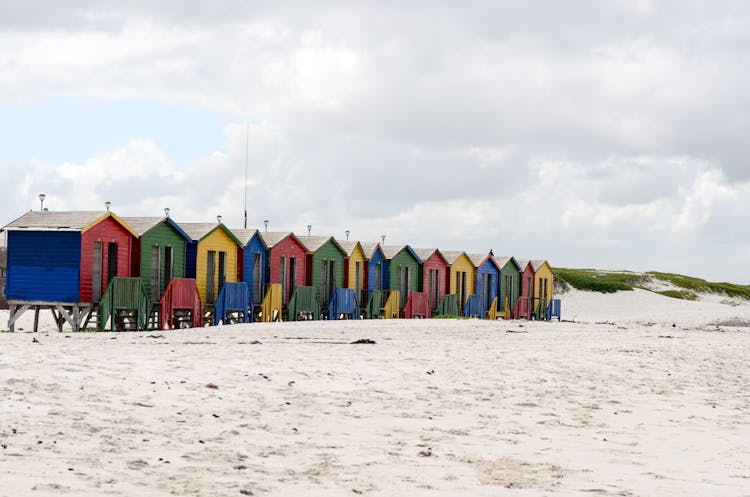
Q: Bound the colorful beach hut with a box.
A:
[361,242,385,293]
[258,231,307,308]
[468,253,501,317]
[231,228,265,311]
[441,251,475,313]
[180,223,242,307]
[413,248,449,313]
[336,240,366,305]
[514,259,534,319]
[297,236,346,312]
[122,217,191,301]
[382,245,422,309]
[2,211,138,331]
[531,260,554,319]
[496,256,522,319]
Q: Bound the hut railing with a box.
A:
[403,292,430,319]
[260,283,283,322]
[159,278,202,330]
[463,294,484,318]
[214,282,251,325]
[486,296,498,320]
[364,289,383,319]
[382,290,400,319]
[327,288,360,320]
[288,286,320,321]
[99,277,151,331]
[436,293,459,317]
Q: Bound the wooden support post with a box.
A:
[33,305,40,332]
[56,305,77,331]
[72,306,80,332]
[8,303,15,332]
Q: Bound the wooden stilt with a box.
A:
[33,305,40,332]
[9,304,30,332]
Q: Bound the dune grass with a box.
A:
[648,272,750,300]
[552,268,641,293]
[657,289,699,301]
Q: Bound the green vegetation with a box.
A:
[657,289,698,301]
[553,268,641,293]
[648,272,750,300]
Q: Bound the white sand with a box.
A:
[1,292,750,496]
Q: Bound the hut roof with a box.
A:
[516,259,531,271]
[2,211,108,232]
[229,228,258,247]
[495,256,522,271]
[467,253,488,267]
[258,231,295,249]
[121,217,191,240]
[335,240,363,257]
[412,248,448,265]
[382,245,422,263]
[531,260,549,272]
[440,250,468,265]
[296,235,345,254]
[1,211,138,237]
[359,242,382,260]
[179,223,242,246]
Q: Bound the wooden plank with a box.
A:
[56,305,77,330]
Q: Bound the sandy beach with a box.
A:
[1,293,750,496]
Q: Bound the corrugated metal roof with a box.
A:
[259,231,293,248]
[440,250,467,265]
[2,211,107,232]
[230,228,258,247]
[335,240,362,257]
[296,235,334,252]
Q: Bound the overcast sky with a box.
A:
[1,1,748,282]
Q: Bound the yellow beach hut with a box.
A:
[531,260,554,318]
[440,251,476,312]
[180,222,243,306]
[336,239,366,304]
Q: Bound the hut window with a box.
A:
[375,263,382,290]
[355,261,361,295]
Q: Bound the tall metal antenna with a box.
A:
[243,121,249,229]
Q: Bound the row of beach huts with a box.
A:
[0,210,560,332]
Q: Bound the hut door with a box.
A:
[482,273,490,309]
[150,246,161,299]
[542,279,549,309]
[320,260,328,305]
[107,242,118,286]
[92,242,103,302]
[328,260,336,300]
[355,262,361,296]
[280,257,287,303]
[206,251,216,304]
[253,253,262,304]
[289,258,296,297]
[164,246,173,289]
[405,267,411,302]
[218,251,226,291]
[375,263,382,290]
[460,272,467,308]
